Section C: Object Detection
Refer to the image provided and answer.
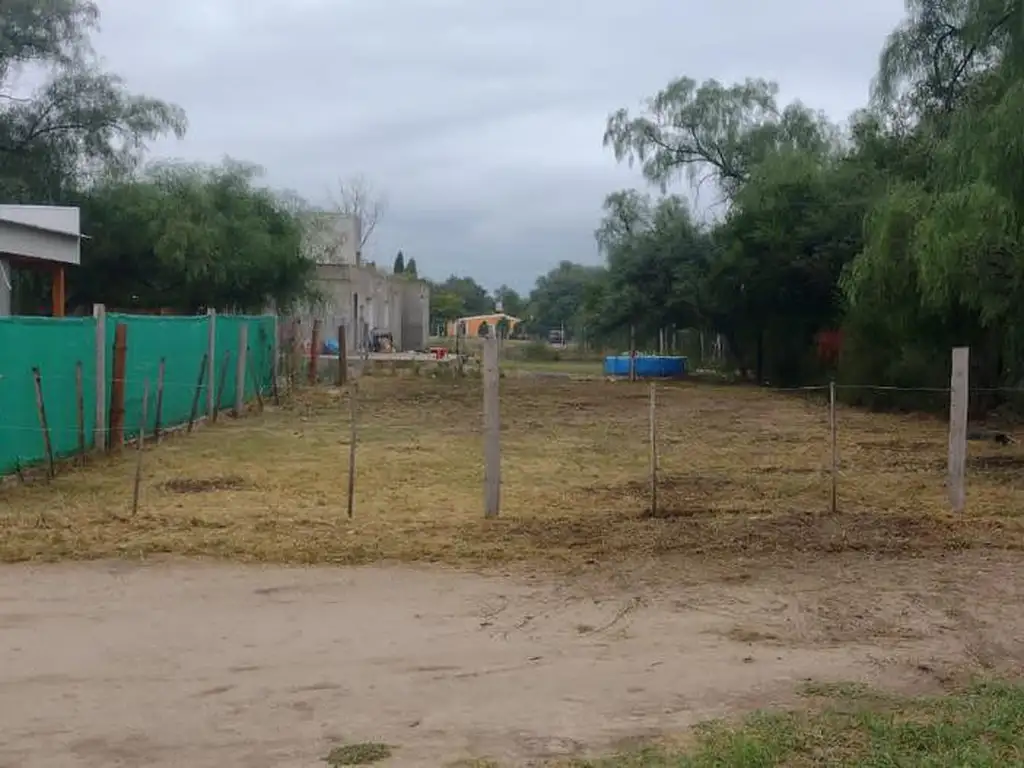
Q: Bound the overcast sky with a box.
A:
[93,0,906,294]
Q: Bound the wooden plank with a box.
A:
[51,266,65,317]
[109,323,128,451]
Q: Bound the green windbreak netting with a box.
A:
[0,312,274,473]
[106,314,211,440]
[106,313,276,440]
[0,317,97,474]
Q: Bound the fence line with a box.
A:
[0,307,276,476]
[6,335,1020,524]
[633,347,1015,518]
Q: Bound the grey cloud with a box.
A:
[94,0,906,291]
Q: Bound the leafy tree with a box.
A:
[526,261,604,339]
[429,290,465,333]
[604,77,836,202]
[434,275,491,315]
[0,0,186,204]
[405,257,418,277]
[393,250,405,273]
[69,159,315,313]
[494,284,526,317]
[587,0,1024,403]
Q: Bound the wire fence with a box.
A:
[645,380,1024,521]
[4,335,1023,532]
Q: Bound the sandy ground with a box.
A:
[2,554,1024,767]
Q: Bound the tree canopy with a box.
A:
[2,0,332,315]
[442,0,1024,402]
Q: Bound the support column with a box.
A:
[51,266,65,317]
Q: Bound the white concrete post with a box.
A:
[483,330,500,518]
[93,303,106,450]
[948,347,969,513]
[206,309,217,418]
[0,259,11,316]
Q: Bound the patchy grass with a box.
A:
[567,679,1024,766]
[501,359,604,376]
[2,375,1024,565]
[323,742,392,766]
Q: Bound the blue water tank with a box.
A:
[603,355,687,378]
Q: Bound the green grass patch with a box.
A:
[501,359,604,375]
[568,680,1024,767]
[323,742,393,766]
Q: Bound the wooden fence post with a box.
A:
[93,304,106,451]
[234,324,248,416]
[32,368,54,479]
[187,353,208,433]
[649,381,658,516]
[948,347,969,513]
[309,319,321,385]
[206,309,216,420]
[483,331,500,518]
[154,358,166,443]
[336,324,348,386]
[131,379,149,516]
[213,349,231,423]
[272,313,280,403]
[109,322,128,451]
[347,380,357,519]
[829,379,838,515]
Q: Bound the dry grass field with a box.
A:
[3,373,1024,566]
[6,374,1024,766]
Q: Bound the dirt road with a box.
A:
[2,554,1022,767]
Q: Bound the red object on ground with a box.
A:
[431,347,448,360]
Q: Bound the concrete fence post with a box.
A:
[92,303,106,450]
[206,309,217,419]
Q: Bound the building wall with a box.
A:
[302,212,361,267]
[294,264,429,352]
[288,211,430,352]
[400,280,430,352]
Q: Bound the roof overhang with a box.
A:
[0,205,84,268]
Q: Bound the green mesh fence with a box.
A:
[1,313,275,474]
[108,314,276,440]
[0,317,98,474]
[107,314,211,440]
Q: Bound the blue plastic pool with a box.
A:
[603,355,687,378]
